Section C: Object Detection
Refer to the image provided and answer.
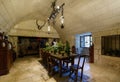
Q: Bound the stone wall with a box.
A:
[93,28,120,71]
[8,36,18,56]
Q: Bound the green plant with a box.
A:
[106,48,113,55]
[44,46,53,52]
[53,46,58,54]
[114,49,120,57]
[57,41,63,53]
[65,41,70,56]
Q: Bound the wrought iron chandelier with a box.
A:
[36,0,65,33]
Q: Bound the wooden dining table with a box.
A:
[50,53,79,77]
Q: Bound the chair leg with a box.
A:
[75,71,78,82]
[66,63,68,68]
[69,70,72,77]
[80,69,83,82]
[63,62,65,66]
[69,69,73,78]
[49,66,54,75]
[48,64,50,73]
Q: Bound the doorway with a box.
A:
[75,32,94,63]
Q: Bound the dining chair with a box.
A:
[63,46,76,69]
[62,53,76,75]
[41,50,46,65]
[62,57,72,75]
[63,56,72,67]
[62,49,76,70]
[47,52,58,75]
[69,55,88,82]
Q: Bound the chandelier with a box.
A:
[36,0,65,33]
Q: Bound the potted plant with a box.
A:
[107,48,113,56]
[57,41,64,54]
[65,41,70,56]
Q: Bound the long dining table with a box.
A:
[50,53,79,77]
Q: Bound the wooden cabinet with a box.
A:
[0,40,8,75]
[0,49,9,75]
[0,40,13,76]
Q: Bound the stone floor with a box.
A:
[0,55,120,82]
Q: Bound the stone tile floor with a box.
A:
[0,56,120,82]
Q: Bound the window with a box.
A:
[80,35,92,47]
[101,35,120,57]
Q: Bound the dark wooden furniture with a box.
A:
[41,50,48,67]
[47,52,58,75]
[63,46,76,69]
[72,45,76,53]
[89,44,94,63]
[69,55,88,82]
[0,40,8,75]
[50,53,79,77]
[0,33,14,76]
[0,40,13,76]
[63,57,72,69]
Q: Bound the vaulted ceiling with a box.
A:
[0,0,120,37]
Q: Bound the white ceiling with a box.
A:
[0,0,120,36]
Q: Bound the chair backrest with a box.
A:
[47,52,52,62]
[77,55,87,69]
[72,45,76,54]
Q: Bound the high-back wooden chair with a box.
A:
[69,55,88,82]
[63,46,76,69]
[47,52,58,75]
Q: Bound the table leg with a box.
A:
[71,58,74,65]
[59,60,62,77]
